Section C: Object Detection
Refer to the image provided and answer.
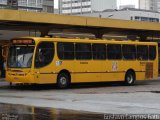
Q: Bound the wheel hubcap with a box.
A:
[60,77,67,85]
[127,75,133,84]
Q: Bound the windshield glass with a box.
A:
[8,46,34,68]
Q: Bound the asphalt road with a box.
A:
[0,80,160,115]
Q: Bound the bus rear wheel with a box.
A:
[124,71,135,86]
[57,73,70,89]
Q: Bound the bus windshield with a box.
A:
[8,46,34,68]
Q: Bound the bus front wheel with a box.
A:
[124,71,135,86]
[57,73,70,89]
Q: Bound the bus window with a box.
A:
[122,45,136,60]
[35,42,54,68]
[8,46,34,68]
[92,44,106,60]
[149,46,156,60]
[57,42,74,60]
[75,43,92,60]
[137,45,148,60]
[107,44,122,60]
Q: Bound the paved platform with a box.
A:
[0,80,160,114]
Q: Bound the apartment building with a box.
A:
[59,0,117,15]
[0,0,54,12]
[139,0,160,12]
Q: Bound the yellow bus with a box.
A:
[6,37,158,88]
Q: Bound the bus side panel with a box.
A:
[102,61,137,82]
[102,60,147,82]
[71,73,101,83]
[71,61,102,83]
[154,60,159,79]
[153,47,159,79]
[101,61,123,82]
[34,62,58,84]
[136,72,146,80]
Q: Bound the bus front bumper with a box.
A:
[6,71,35,84]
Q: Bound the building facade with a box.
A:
[0,0,18,9]
[59,0,117,15]
[43,0,54,13]
[139,0,160,12]
[0,0,54,13]
[18,0,42,12]
[78,8,160,23]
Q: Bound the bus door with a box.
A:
[34,42,55,83]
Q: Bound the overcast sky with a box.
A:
[54,0,139,9]
[54,0,58,8]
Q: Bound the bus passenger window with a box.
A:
[107,44,122,60]
[57,42,74,60]
[149,46,156,60]
[122,45,136,60]
[137,45,148,60]
[92,44,106,60]
[76,43,92,60]
[35,42,54,68]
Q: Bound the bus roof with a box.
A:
[12,37,158,46]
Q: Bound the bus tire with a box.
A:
[124,71,135,86]
[57,73,70,89]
